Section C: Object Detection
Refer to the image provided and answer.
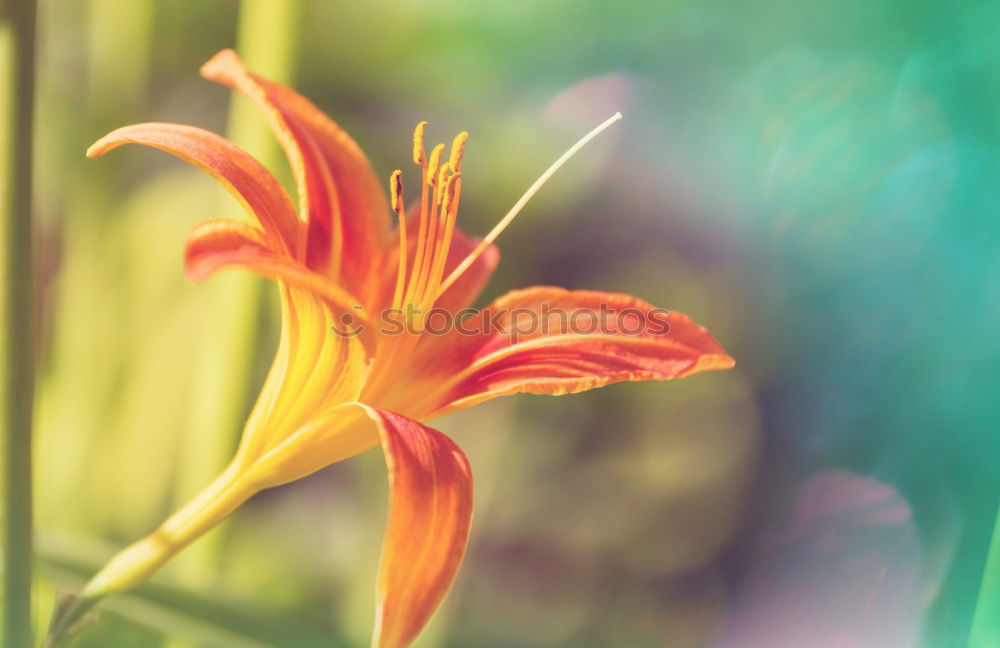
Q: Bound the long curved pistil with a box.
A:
[433,111,622,301]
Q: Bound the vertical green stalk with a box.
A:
[173,0,300,589]
[971,501,1000,647]
[37,0,154,532]
[1,0,37,646]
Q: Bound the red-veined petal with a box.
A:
[202,49,389,290]
[241,403,473,648]
[363,405,473,648]
[183,218,270,282]
[183,223,374,349]
[388,286,734,417]
[88,122,299,254]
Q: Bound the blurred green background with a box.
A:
[13,0,1000,646]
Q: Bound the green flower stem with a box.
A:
[45,463,259,647]
[83,465,256,600]
[1,1,37,647]
[971,501,1000,647]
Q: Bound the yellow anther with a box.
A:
[389,170,409,312]
[412,121,428,166]
[448,131,469,171]
[436,162,453,201]
[426,143,445,186]
[389,170,404,213]
[442,172,461,213]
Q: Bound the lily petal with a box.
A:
[183,218,270,281]
[393,286,734,417]
[183,220,371,336]
[363,405,473,648]
[242,402,473,648]
[88,122,299,254]
[202,49,389,291]
[235,288,371,473]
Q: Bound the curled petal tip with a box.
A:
[709,353,736,371]
[679,352,735,379]
[86,124,153,159]
[200,48,241,80]
[86,132,119,158]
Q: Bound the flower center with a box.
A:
[363,114,622,408]
[387,123,468,321]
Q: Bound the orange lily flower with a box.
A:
[49,50,734,647]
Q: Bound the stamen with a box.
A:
[412,151,446,305]
[435,162,452,202]
[441,172,461,215]
[426,143,445,186]
[403,136,433,306]
[449,131,469,171]
[426,173,462,295]
[433,112,623,300]
[412,121,428,165]
[389,170,408,310]
[389,169,404,214]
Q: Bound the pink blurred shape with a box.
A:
[544,73,634,128]
[712,470,925,648]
